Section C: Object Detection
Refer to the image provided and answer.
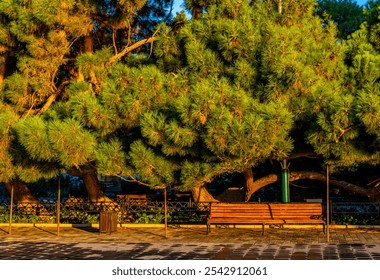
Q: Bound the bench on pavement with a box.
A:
[207,202,325,235]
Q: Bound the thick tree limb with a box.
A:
[214,170,380,202]
[289,171,380,197]
[245,174,279,201]
[244,171,380,201]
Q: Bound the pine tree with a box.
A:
[126,0,348,201]
[305,1,380,198]
[0,0,172,202]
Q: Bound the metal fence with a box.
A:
[0,199,379,225]
[0,198,211,225]
[330,202,380,225]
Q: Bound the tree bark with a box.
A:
[191,185,218,203]
[4,180,40,204]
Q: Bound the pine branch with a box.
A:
[116,174,151,188]
[37,81,70,116]
[109,36,157,64]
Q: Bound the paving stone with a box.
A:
[0,226,379,259]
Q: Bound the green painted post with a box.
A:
[281,159,290,203]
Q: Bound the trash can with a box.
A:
[99,211,118,233]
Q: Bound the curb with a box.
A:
[1,223,380,229]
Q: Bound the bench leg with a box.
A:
[261,224,265,235]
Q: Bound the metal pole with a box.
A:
[164,187,168,239]
[57,173,61,237]
[281,159,290,203]
[9,184,14,235]
[326,165,330,243]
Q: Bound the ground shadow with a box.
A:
[123,227,167,239]
[33,225,57,236]
[71,225,99,233]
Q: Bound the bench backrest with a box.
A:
[210,203,323,220]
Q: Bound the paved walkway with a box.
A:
[0,225,379,259]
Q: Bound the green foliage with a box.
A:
[332,213,380,225]
[14,116,97,169]
[132,208,166,224]
[95,139,128,176]
[129,140,178,186]
[59,210,99,224]
[2,0,380,200]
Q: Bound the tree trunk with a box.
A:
[0,54,7,85]
[81,171,113,203]
[77,35,94,82]
[191,185,218,203]
[4,180,48,215]
[4,180,40,204]
[68,168,113,203]
[244,167,255,201]
[84,35,94,54]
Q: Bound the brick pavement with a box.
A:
[0,225,379,260]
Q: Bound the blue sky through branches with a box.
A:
[172,0,370,15]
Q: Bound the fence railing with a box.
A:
[0,199,379,225]
[0,198,211,224]
[330,202,380,225]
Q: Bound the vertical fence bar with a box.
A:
[120,198,125,227]
[8,184,14,235]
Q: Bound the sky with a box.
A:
[355,0,367,6]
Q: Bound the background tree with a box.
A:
[307,0,380,200]
[0,0,172,203]
[316,0,365,39]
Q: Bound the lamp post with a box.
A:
[281,159,290,203]
[326,165,330,243]
[164,187,168,239]
[9,184,14,235]
[155,185,168,239]
[57,173,61,237]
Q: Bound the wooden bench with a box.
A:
[207,203,325,235]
